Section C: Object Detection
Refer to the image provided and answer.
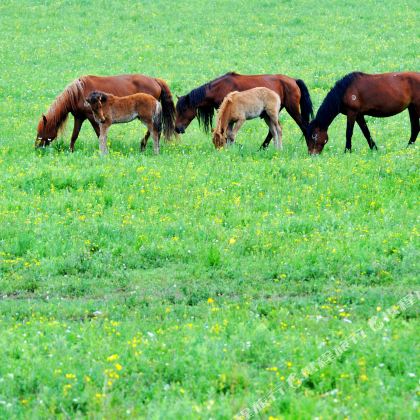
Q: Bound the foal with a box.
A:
[85,91,163,154]
[212,87,282,149]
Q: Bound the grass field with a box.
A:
[0,0,419,418]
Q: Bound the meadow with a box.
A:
[0,0,419,418]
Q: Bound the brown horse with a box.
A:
[307,72,420,154]
[175,72,313,149]
[35,74,175,151]
[86,91,163,154]
[212,88,282,149]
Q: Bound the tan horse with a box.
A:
[212,87,282,149]
[85,91,163,154]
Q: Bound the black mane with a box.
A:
[176,72,238,133]
[311,72,363,129]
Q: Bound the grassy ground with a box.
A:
[0,0,419,418]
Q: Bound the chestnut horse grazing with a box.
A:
[86,91,163,154]
[307,72,420,154]
[175,72,313,149]
[212,88,282,149]
[35,74,175,151]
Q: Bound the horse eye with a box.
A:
[312,134,317,140]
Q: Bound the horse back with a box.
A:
[82,75,161,102]
[212,74,295,106]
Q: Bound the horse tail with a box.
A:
[296,79,314,124]
[155,78,176,140]
[152,101,163,135]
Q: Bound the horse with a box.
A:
[85,91,163,154]
[212,88,282,150]
[175,72,313,149]
[35,74,175,151]
[307,71,420,154]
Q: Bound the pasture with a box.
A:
[0,0,419,418]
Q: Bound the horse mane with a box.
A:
[311,72,364,129]
[177,72,239,133]
[214,91,236,134]
[42,77,86,135]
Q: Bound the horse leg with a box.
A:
[267,110,283,150]
[226,122,235,145]
[275,121,283,150]
[356,115,377,150]
[407,105,419,146]
[229,119,245,144]
[284,102,308,137]
[88,118,100,137]
[140,130,150,152]
[98,124,110,155]
[264,115,281,150]
[259,130,273,150]
[345,114,356,152]
[69,117,85,152]
[148,124,160,154]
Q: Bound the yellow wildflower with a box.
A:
[107,354,119,362]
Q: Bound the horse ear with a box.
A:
[101,94,107,102]
[42,114,47,126]
[211,128,215,134]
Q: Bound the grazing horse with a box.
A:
[35,74,175,151]
[86,91,163,154]
[307,71,420,154]
[175,72,313,149]
[212,88,282,149]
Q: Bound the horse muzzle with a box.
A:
[175,126,185,134]
[35,137,51,148]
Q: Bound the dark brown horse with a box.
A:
[175,72,313,149]
[35,74,176,151]
[307,72,420,154]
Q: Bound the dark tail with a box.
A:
[155,78,176,140]
[152,102,163,135]
[296,79,314,124]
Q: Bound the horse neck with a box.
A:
[45,103,69,137]
[315,100,340,130]
[105,95,120,116]
[215,100,232,134]
[45,80,83,136]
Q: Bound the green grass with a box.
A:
[0,0,419,418]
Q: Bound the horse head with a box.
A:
[86,91,108,123]
[212,127,226,149]
[175,95,196,134]
[307,121,328,154]
[35,114,57,148]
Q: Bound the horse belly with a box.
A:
[366,108,407,118]
[246,110,262,120]
[245,103,265,120]
[114,112,138,124]
[365,100,409,117]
